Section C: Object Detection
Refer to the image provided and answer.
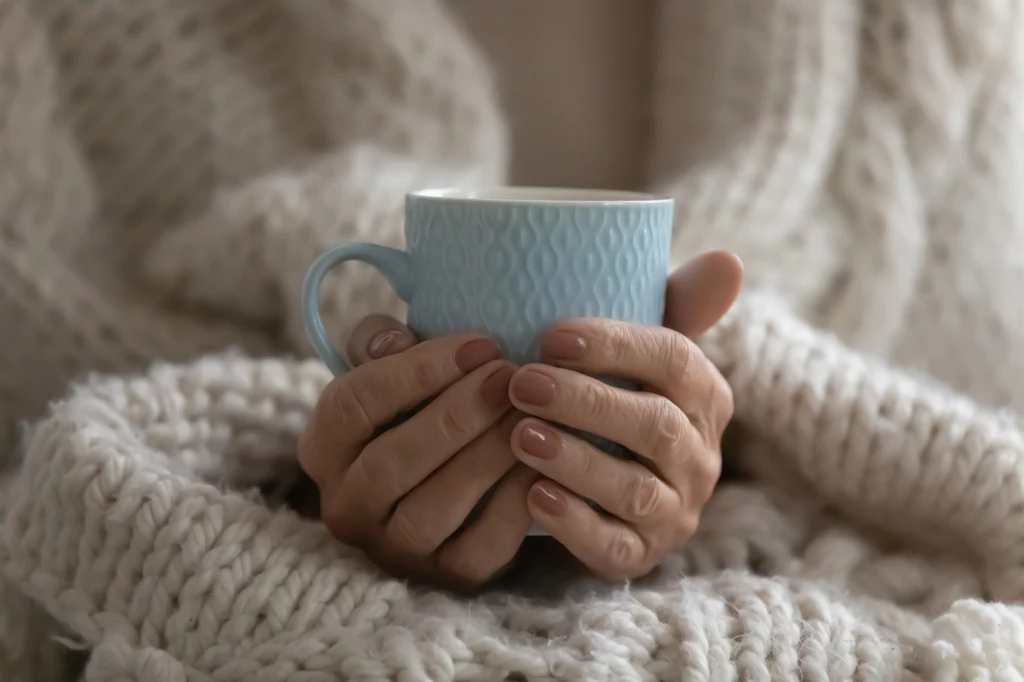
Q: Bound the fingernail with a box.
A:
[530,482,566,516]
[541,331,587,361]
[367,330,408,359]
[510,369,556,406]
[479,366,515,408]
[519,424,559,459]
[453,338,501,373]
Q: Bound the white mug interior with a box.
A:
[409,186,668,204]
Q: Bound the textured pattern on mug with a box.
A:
[405,200,674,365]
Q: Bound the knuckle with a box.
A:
[604,528,640,577]
[694,449,723,502]
[386,506,444,556]
[442,551,497,589]
[674,509,701,545]
[320,490,360,545]
[357,440,404,494]
[437,402,475,443]
[622,471,663,521]
[410,354,444,394]
[647,398,688,462]
[573,443,599,481]
[685,509,702,538]
[598,321,640,367]
[661,333,695,380]
[580,380,609,422]
[325,378,376,442]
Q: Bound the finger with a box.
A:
[526,480,650,581]
[345,314,417,366]
[298,333,501,487]
[341,360,516,522]
[510,418,679,527]
[437,464,537,590]
[382,411,521,556]
[539,320,731,426]
[509,364,703,481]
[664,251,743,338]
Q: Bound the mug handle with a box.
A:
[301,243,415,375]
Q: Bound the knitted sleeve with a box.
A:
[138,0,509,351]
[0,0,507,447]
[648,0,1021,359]
[648,0,873,338]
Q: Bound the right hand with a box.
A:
[298,315,537,591]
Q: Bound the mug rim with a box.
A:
[408,186,672,205]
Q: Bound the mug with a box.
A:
[302,187,674,535]
[303,187,674,373]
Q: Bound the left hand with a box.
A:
[508,251,743,580]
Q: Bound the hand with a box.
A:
[298,316,535,591]
[507,251,743,580]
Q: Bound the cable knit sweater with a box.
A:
[3,0,1024,680]
[3,0,1024,446]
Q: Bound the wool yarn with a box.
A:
[0,0,506,450]
[3,293,1024,680]
[4,0,1024,678]
[4,0,1024,445]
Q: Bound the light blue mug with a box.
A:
[302,187,674,535]
[302,187,674,373]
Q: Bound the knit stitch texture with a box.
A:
[3,0,1024,679]
[5,294,1024,680]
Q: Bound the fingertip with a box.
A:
[708,250,744,291]
[507,364,558,411]
[669,250,744,290]
[346,314,416,366]
[367,328,415,359]
[451,337,503,373]
[705,249,744,274]
[665,250,744,337]
[528,479,568,518]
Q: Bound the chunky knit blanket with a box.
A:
[4,0,1024,679]
[3,291,1024,680]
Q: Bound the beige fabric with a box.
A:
[649,0,1024,397]
[3,0,1024,678]
[2,0,1023,451]
[5,296,1024,680]
[0,0,506,450]
[450,0,655,190]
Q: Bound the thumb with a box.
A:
[664,251,744,338]
[345,314,417,367]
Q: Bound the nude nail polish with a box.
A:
[519,424,559,459]
[510,369,556,406]
[541,331,587,360]
[530,482,566,516]
[453,338,501,373]
[367,330,407,359]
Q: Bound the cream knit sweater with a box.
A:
[3,0,1024,446]
[3,0,1024,680]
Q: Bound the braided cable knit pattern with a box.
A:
[651,0,1024,391]
[3,296,1024,680]
[3,0,1024,679]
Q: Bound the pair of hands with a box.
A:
[298,252,743,590]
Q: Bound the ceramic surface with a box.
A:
[303,187,674,375]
